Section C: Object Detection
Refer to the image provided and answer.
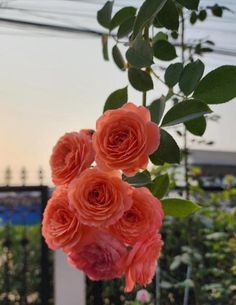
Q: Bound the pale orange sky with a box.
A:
[0,28,235,185]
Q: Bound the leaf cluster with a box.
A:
[97,0,236,219]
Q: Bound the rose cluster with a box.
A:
[42,103,164,292]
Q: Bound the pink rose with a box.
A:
[93,103,160,176]
[136,289,151,303]
[50,130,95,186]
[67,232,127,280]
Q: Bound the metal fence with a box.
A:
[0,185,53,305]
[0,166,234,305]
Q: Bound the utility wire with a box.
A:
[0,16,236,58]
[0,16,102,36]
[0,0,235,57]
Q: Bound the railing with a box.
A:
[1,166,233,305]
[0,184,53,305]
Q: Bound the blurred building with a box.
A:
[189,149,236,187]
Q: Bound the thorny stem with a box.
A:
[183,128,190,200]
[151,69,166,85]
[142,27,150,107]
[142,91,147,107]
[180,8,191,202]
[180,7,190,215]
[180,9,201,305]
[181,11,185,63]
[151,69,184,98]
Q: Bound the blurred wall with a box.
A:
[55,251,85,305]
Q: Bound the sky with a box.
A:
[0,0,235,185]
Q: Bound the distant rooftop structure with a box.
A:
[190,149,236,166]
[189,149,236,187]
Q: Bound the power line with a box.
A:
[0,0,235,58]
[0,16,102,36]
[0,16,236,57]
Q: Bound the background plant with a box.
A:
[159,167,236,305]
[0,224,53,305]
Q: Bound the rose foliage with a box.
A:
[42,0,236,293]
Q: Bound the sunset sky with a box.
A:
[0,0,235,185]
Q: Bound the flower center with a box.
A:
[124,209,140,223]
[110,129,129,146]
[88,183,106,205]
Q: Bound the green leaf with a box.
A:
[157,0,179,31]
[178,279,194,288]
[153,31,168,44]
[123,171,151,187]
[150,129,180,165]
[128,68,154,92]
[117,16,136,38]
[171,31,178,39]
[161,198,201,217]
[165,63,183,87]
[112,45,126,71]
[161,281,173,289]
[206,232,227,240]
[161,99,212,126]
[193,65,236,104]
[110,6,136,30]
[165,89,174,101]
[149,97,166,124]
[126,37,153,68]
[198,10,207,21]
[212,4,223,17]
[97,1,114,29]
[179,60,205,96]
[190,11,198,24]
[176,0,199,10]
[148,174,170,199]
[153,40,177,61]
[102,34,109,61]
[153,16,163,28]
[103,87,127,112]
[185,116,206,136]
[133,0,168,38]
[195,46,213,55]
[170,256,182,270]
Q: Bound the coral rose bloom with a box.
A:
[110,187,164,245]
[93,103,160,176]
[50,130,95,186]
[121,233,163,292]
[42,187,86,251]
[67,232,127,280]
[68,168,132,227]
